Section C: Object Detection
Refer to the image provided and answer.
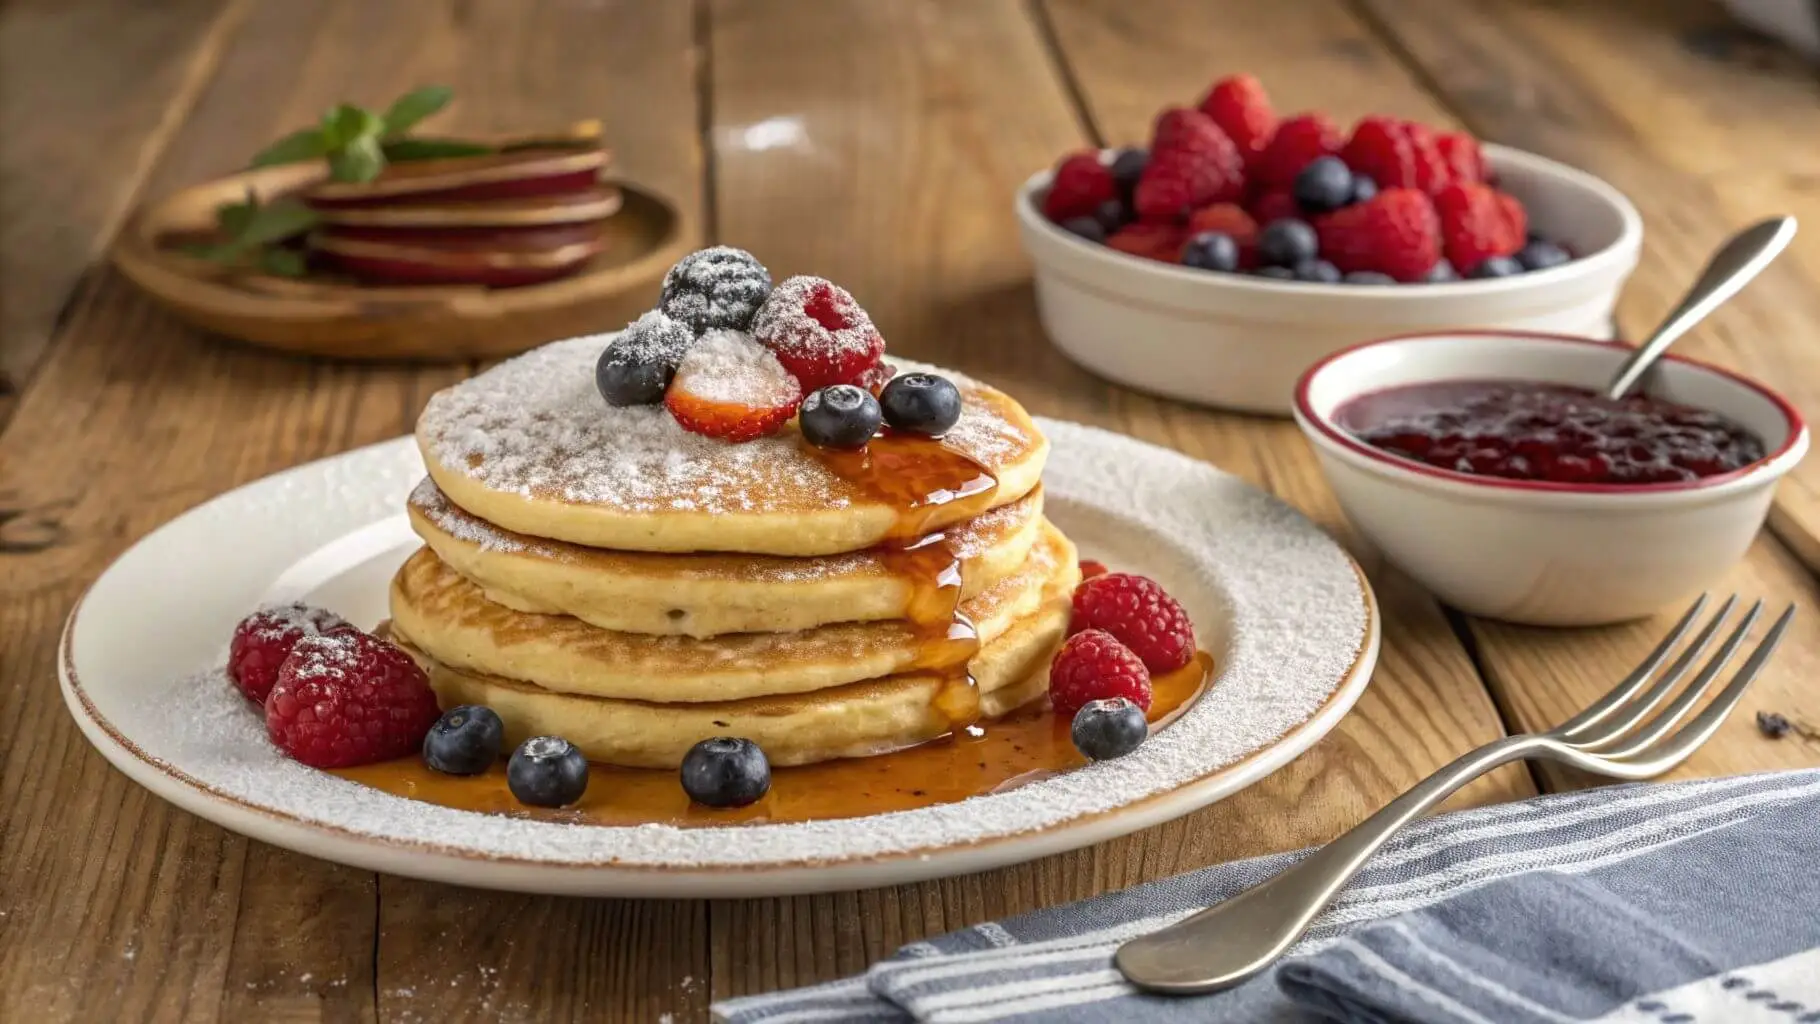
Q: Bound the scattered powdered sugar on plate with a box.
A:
[670,330,799,407]
[69,423,1371,875]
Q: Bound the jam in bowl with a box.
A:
[1334,380,1768,486]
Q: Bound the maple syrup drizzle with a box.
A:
[333,651,1215,827]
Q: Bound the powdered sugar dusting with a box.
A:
[75,425,1370,875]
[671,330,799,407]
[248,602,347,643]
[658,246,771,333]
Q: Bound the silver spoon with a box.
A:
[1604,216,1796,399]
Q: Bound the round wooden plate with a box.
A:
[111,162,690,362]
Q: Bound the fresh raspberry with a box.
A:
[1134,108,1244,221]
[265,631,441,769]
[1316,187,1441,282]
[1184,203,1258,265]
[1105,222,1188,262]
[1436,132,1486,184]
[1434,183,1526,273]
[664,328,802,442]
[1078,559,1110,579]
[1043,151,1118,223]
[1049,629,1152,718]
[1198,74,1276,168]
[1341,117,1450,194]
[228,604,351,705]
[1247,187,1301,227]
[856,360,896,397]
[1070,572,1196,675]
[1253,113,1341,188]
[750,276,884,391]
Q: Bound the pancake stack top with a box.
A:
[391,250,1077,769]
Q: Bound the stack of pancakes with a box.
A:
[390,336,1079,768]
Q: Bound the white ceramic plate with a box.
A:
[60,420,1378,897]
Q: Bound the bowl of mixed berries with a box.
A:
[1015,74,1643,416]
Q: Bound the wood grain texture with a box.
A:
[1355,0,1820,786]
[702,0,1527,1002]
[0,0,243,425]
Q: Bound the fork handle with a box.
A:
[1114,733,1545,993]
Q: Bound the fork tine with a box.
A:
[1573,597,1743,750]
[1556,594,1711,740]
[1593,600,1762,757]
[1612,604,1795,774]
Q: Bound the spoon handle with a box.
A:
[1605,216,1797,400]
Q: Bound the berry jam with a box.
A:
[1335,380,1766,485]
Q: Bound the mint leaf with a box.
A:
[237,198,319,246]
[381,137,494,161]
[381,85,452,137]
[320,104,383,147]
[216,194,258,237]
[250,128,330,168]
[328,134,385,182]
[258,248,309,277]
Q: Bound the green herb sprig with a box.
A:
[250,85,493,183]
[183,190,318,276]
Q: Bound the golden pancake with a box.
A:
[389,521,1079,703]
[408,479,1047,637]
[415,337,1047,555]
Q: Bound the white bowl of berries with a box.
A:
[1294,330,1808,626]
[1015,75,1644,416]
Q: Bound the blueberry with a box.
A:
[680,737,771,808]
[800,384,882,450]
[1469,255,1524,279]
[1293,156,1353,214]
[1180,232,1240,272]
[597,310,693,407]
[1293,259,1342,283]
[1070,697,1148,761]
[1108,147,1148,201]
[879,373,963,437]
[506,735,590,808]
[1061,216,1105,243]
[1253,266,1297,280]
[1516,239,1571,271]
[422,705,505,776]
[1256,218,1319,267]
[1094,198,1129,233]
[1350,174,1379,205]
[659,246,772,333]
[1344,271,1397,285]
[1422,260,1459,283]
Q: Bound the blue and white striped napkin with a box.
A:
[714,768,1820,1023]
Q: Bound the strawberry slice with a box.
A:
[664,330,803,442]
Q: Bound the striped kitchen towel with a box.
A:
[714,768,1820,1023]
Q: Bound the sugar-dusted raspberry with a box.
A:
[1253,113,1341,189]
[1199,74,1277,167]
[1070,572,1195,674]
[1049,629,1153,718]
[1316,187,1442,282]
[1043,151,1118,223]
[750,276,885,391]
[664,329,803,442]
[1106,222,1188,262]
[1134,108,1245,221]
[1434,182,1526,273]
[228,604,351,705]
[659,246,773,333]
[855,360,896,397]
[265,630,442,769]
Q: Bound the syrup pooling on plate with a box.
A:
[333,651,1214,826]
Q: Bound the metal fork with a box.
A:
[1115,594,1795,994]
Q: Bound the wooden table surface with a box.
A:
[4,1,1819,1020]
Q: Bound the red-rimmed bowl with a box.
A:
[1294,331,1809,625]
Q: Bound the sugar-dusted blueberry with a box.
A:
[800,384,882,451]
[1256,218,1319,267]
[423,705,505,776]
[1253,265,1297,280]
[879,372,963,437]
[1293,259,1342,283]
[1181,232,1240,272]
[1422,259,1459,283]
[1345,271,1397,285]
[1516,239,1571,271]
[1061,216,1106,243]
[597,310,693,407]
[1071,697,1149,761]
[659,246,773,333]
[1469,255,1524,279]
[506,735,590,808]
[1108,147,1148,201]
[1350,174,1378,205]
[1293,156,1353,214]
[680,737,771,808]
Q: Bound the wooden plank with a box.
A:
[702,0,1529,1002]
[0,2,706,1022]
[1353,0,1820,785]
[0,0,244,427]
